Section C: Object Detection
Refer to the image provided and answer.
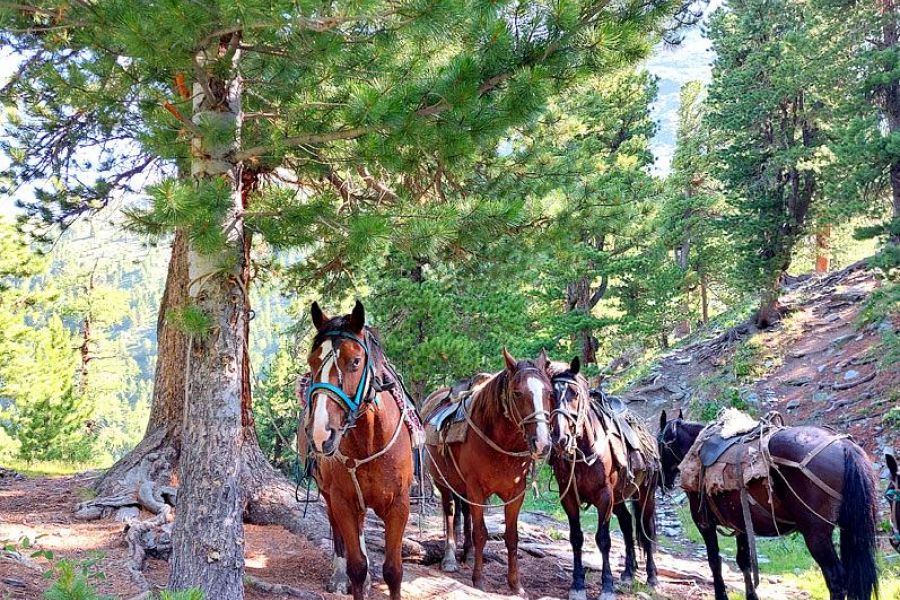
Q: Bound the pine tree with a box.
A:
[1,1,686,595]
[705,0,830,326]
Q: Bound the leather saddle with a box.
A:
[589,389,641,451]
[698,424,764,467]
[426,375,486,430]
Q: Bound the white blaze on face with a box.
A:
[527,377,551,451]
[312,339,335,451]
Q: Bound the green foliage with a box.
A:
[43,555,109,600]
[166,304,214,339]
[254,342,304,472]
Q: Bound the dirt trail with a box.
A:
[1,471,795,600]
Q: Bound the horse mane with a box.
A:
[311,317,388,377]
[470,368,510,423]
[547,360,591,406]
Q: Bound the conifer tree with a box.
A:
[705,0,829,326]
[1,1,687,595]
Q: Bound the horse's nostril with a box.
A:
[322,429,337,454]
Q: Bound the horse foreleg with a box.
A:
[613,502,636,585]
[736,533,760,600]
[324,494,349,594]
[800,527,845,600]
[502,491,526,596]
[461,498,473,564]
[440,489,459,572]
[596,494,616,600]
[469,497,488,591]
[382,501,410,600]
[561,489,586,600]
[636,489,658,587]
[333,509,369,600]
[691,497,728,600]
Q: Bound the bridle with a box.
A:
[656,421,683,491]
[305,330,375,418]
[887,473,900,550]
[461,366,552,459]
[305,328,408,511]
[550,375,589,458]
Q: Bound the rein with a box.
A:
[425,367,550,509]
[306,329,403,512]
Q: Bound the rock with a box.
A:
[843,369,860,380]
[876,320,893,333]
[785,376,813,386]
[813,391,831,402]
[789,350,806,358]
[786,400,801,410]
[674,356,692,365]
[767,576,783,584]
[1,577,26,589]
[824,314,841,323]
[745,392,760,406]
[832,334,855,347]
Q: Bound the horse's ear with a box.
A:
[570,356,581,375]
[536,348,549,371]
[311,302,328,331]
[676,408,683,420]
[659,410,667,431]
[887,452,898,476]
[502,347,517,372]
[350,299,365,332]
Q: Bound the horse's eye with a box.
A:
[348,357,362,371]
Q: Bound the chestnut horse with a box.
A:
[304,300,413,600]
[658,410,879,600]
[887,451,899,553]
[425,349,553,595]
[548,357,659,600]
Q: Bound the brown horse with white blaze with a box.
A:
[304,300,413,600]
[426,349,553,595]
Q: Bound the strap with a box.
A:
[737,456,760,587]
[770,434,847,501]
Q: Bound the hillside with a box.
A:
[614,259,898,475]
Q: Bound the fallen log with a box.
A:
[245,575,323,599]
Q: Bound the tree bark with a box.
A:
[566,276,600,366]
[815,224,831,273]
[168,40,246,599]
[880,0,900,244]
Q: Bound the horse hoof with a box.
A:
[441,557,459,573]
[568,589,587,600]
[647,576,659,588]
[620,573,634,586]
[473,579,485,591]
[510,586,527,598]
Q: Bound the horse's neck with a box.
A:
[470,378,523,450]
[344,389,399,456]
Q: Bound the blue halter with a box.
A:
[306,330,374,414]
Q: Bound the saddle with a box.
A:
[422,374,491,447]
[680,409,774,496]
[589,389,642,454]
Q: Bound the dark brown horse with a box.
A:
[303,301,414,600]
[549,357,659,600]
[658,410,879,600]
[887,451,899,553]
[425,349,553,595]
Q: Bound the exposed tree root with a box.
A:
[245,575,324,599]
[124,508,173,589]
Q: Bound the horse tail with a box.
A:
[838,444,879,600]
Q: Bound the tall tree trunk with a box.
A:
[815,224,831,273]
[882,0,900,244]
[566,276,600,367]
[675,230,691,337]
[700,267,709,324]
[167,40,246,599]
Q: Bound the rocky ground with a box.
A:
[1,261,898,600]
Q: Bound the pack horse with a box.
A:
[423,349,554,596]
[302,300,421,600]
[658,409,879,600]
